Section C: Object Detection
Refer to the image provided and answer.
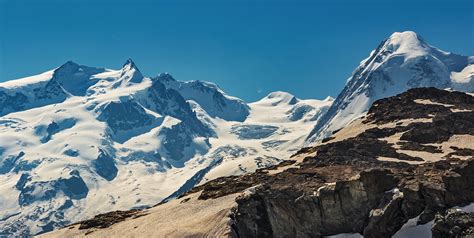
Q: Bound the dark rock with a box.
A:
[445,146,474,159]
[12,159,41,173]
[18,171,88,206]
[61,171,89,199]
[397,141,443,153]
[156,77,250,122]
[360,126,405,138]
[365,87,474,124]
[15,173,30,190]
[230,169,399,237]
[158,122,207,161]
[321,136,335,143]
[232,192,273,238]
[400,123,452,144]
[0,151,25,174]
[432,209,474,238]
[0,91,28,116]
[301,135,418,168]
[78,210,143,230]
[38,119,76,143]
[93,149,118,181]
[363,190,405,238]
[139,79,212,137]
[443,159,474,206]
[193,172,270,200]
[398,153,424,162]
[97,99,154,134]
[418,182,447,223]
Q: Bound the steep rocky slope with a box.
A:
[41,88,474,237]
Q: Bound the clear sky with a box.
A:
[0,0,473,102]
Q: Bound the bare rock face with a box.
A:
[432,209,474,238]
[363,189,405,237]
[228,160,473,237]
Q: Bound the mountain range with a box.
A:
[0,31,472,236]
[42,87,474,238]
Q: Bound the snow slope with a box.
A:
[197,91,332,184]
[306,31,474,144]
[0,59,332,236]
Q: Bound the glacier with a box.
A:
[0,59,331,235]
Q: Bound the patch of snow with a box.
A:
[393,216,432,238]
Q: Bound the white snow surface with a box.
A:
[0,59,332,236]
[306,31,473,144]
[200,91,332,183]
[0,70,55,89]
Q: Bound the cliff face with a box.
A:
[230,159,474,237]
[41,88,474,238]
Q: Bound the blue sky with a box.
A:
[0,0,473,102]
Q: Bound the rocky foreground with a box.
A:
[41,88,474,237]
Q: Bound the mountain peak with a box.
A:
[388,31,421,41]
[63,60,79,66]
[322,96,334,102]
[306,31,472,145]
[56,60,80,71]
[266,91,294,99]
[53,61,81,79]
[122,58,137,69]
[155,72,176,82]
[120,58,143,84]
[262,91,299,105]
[382,31,428,55]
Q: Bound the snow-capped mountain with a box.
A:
[2,30,472,236]
[155,73,250,122]
[306,31,474,144]
[0,59,331,235]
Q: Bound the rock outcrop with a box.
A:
[432,209,474,238]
